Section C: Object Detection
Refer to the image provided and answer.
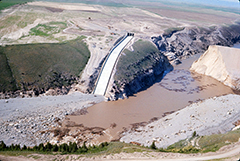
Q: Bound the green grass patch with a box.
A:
[0,13,37,35]
[199,130,240,153]
[115,40,160,82]
[0,0,32,11]
[0,15,22,30]
[0,48,18,92]
[160,145,200,154]
[30,21,67,37]
[16,13,38,28]
[30,155,41,159]
[0,151,35,157]
[160,130,240,154]
[122,147,145,153]
[0,36,89,93]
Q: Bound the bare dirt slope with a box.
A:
[191,45,240,90]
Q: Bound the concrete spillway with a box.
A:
[93,34,134,96]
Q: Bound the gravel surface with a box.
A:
[0,92,104,147]
[120,94,240,148]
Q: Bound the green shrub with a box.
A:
[52,144,58,152]
[38,143,45,152]
[69,142,78,153]
[80,142,88,153]
[45,142,52,152]
[99,142,109,148]
[192,131,197,138]
[9,144,20,151]
[0,141,142,155]
[22,145,27,151]
[0,141,7,151]
[150,141,157,150]
[59,143,69,153]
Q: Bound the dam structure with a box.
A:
[93,33,134,96]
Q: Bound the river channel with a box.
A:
[233,43,240,49]
[68,48,238,142]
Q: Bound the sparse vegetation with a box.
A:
[198,130,240,153]
[160,144,200,154]
[0,15,22,30]
[159,129,240,153]
[0,48,18,92]
[30,22,67,37]
[1,130,240,158]
[115,40,161,82]
[192,131,197,138]
[0,36,90,94]
[0,13,37,37]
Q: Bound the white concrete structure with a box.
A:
[93,35,134,95]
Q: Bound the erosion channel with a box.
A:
[67,53,236,145]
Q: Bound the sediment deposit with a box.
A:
[120,94,240,148]
[0,92,104,147]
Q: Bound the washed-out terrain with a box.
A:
[0,1,240,160]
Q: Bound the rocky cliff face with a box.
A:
[191,45,240,90]
[152,22,240,64]
[106,40,173,100]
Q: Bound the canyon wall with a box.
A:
[152,22,240,64]
[105,23,240,100]
[106,40,173,100]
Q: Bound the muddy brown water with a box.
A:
[68,53,235,141]
[233,43,240,49]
